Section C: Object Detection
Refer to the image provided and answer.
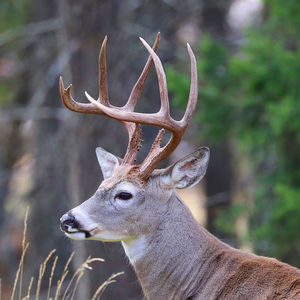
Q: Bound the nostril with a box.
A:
[60,213,78,232]
[64,215,75,226]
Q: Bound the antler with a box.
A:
[59,34,198,180]
[60,33,160,165]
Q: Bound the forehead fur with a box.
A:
[100,164,146,190]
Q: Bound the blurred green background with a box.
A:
[0,0,299,299]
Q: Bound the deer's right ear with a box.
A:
[160,147,210,189]
[95,147,120,179]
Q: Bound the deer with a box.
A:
[59,33,300,300]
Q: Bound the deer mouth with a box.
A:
[60,223,89,237]
[63,228,98,240]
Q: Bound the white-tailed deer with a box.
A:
[59,34,300,300]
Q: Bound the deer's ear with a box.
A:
[95,147,121,179]
[161,147,210,189]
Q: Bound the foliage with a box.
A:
[167,0,300,263]
[0,0,30,31]
[0,0,32,108]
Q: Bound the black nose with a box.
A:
[60,213,78,232]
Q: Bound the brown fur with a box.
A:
[101,164,146,189]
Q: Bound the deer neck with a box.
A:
[122,192,234,300]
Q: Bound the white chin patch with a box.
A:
[91,231,127,242]
[65,229,128,242]
[65,232,86,240]
[67,227,79,233]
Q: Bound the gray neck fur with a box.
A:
[124,193,243,300]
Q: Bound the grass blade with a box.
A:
[91,272,124,300]
[35,249,56,300]
[19,207,29,300]
[47,255,58,300]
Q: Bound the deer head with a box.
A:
[59,33,209,247]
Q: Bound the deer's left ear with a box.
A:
[161,147,210,189]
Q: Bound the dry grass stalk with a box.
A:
[90,272,124,300]
[35,249,56,300]
[69,258,104,300]
[47,256,58,300]
[61,257,104,300]
[10,242,29,300]
[69,270,84,300]
[0,277,2,300]
[22,277,34,300]
[53,252,74,300]
[19,207,29,300]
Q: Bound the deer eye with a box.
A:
[116,192,133,200]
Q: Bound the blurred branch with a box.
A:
[0,41,80,124]
[0,18,62,47]
[0,107,67,122]
[27,40,80,119]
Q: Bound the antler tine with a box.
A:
[122,33,160,165]
[99,36,109,105]
[139,131,179,180]
[59,76,105,115]
[125,33,160,111]
[180,43,198,126]
[139,37,170,117]
[59,35,112,115]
